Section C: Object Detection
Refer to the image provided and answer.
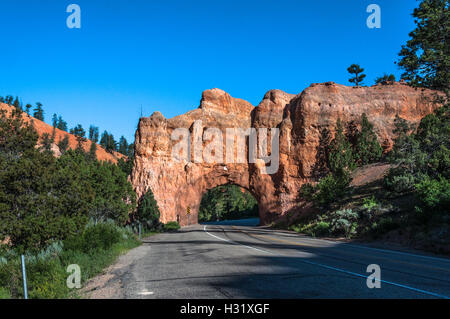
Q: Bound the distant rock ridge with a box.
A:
[0,102,125,163]
[131,82,445,226]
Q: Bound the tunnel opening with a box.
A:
[198,184,259,224]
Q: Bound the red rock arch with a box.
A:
[131,84,444,226]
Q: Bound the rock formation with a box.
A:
[131,82,445,226]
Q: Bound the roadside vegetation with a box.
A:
[284,0,450,253]
[0,222,140,299]
[0,107,177,299]
[285,0,449,254]
[288,102,449,253]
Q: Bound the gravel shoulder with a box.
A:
[80,243,148,299]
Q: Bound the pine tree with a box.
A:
[136,189,160,230]
[100,131,117,153]
[56,116,68,131]
[75,136,85,153]
[375,74,396,85]
[328,118,355,182]
[25,104,32,114]
[397,0,449,92]
[13,96,21,110]
[312,128,331,178]
[57,135,70,154]
[88,141,97,161]
[393,114,412,139]
[70,124,86,138]
[5,96,13,105]
[355,113,383,165]
[0,107,39,157]
[88,125,99,143]
[117,158,133,176]
[52,114,58,128]
[118,136,128,155]
[347,64,366,87]
[33,102,44,121]
[40,133,54,154]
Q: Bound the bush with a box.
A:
[371,217,399,236]
[64,222,122,253]
[0,287,10,299]
[415,176,450,213]
[0,222,140,299]
[354,114,383,165]
[329,209,359,238]
[26,257,68,299]
[299,183,315,201]
[313,174,348,206]
[384,167,417,193]
[136,189,161,231]
[312,221,330,236]
[163,221,180,232]
[362,196,379,212]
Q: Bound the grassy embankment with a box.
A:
[0,221,162,299]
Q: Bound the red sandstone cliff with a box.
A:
[131,82,445,226]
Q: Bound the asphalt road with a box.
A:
[120,218,450,299]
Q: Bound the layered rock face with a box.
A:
[131,83,444,226]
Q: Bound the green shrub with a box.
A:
[313,174,348,206]
[0,109,135,252]
[0,222,140,299]
[0,287,10,299]
[136,189,161,231]
[354,113,383,165]
[0,258,22,298]
[291,221,330,237]
[415,176,450,213]
[362,196,379,212]
[27,257,68,299]
[329,209,359,238]
[384,167,417,193]
[163,221,180,232]
[299,183,315,201]
[372,217,399,235]
[312,222,330,236]
[64,222,122,253]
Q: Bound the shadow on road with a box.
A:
[139,221,450,299]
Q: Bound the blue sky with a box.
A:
[0,0,419,142]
